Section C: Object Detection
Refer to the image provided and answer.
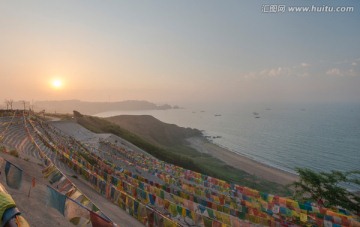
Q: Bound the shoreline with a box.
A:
[53,119,298,187]
[187,136,299,186]
[49,115,299,186]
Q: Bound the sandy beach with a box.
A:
[187,137,298,186]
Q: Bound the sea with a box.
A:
[95,102,360,188]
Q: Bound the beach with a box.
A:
[187,137,298,186]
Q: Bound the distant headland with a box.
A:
[31,100,179,115]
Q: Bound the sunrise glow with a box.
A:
[52,79,63,89]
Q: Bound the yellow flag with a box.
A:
[292,210,300,217]
[164,218,177,227]
[182,208,186,217]
[191,211,196,220]
[221,213,231,225]
[300,213,308,222]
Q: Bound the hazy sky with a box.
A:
[1,1,359,107]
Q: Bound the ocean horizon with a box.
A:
[95,102,360,188]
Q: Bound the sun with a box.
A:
[52,79,63,89]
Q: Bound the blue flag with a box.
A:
[5,161,23,189]
[47,186,66,215]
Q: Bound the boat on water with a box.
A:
[214,114,221,117]
[252,112,261,118]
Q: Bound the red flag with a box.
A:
[90,211,113,227]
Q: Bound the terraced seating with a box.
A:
[1,111,359,227]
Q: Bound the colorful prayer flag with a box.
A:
[65,198,90,225]
[5,161,23,189]
[300,213,308,222]
[47,186,66,215]
[90,211,113,227]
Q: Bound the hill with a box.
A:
[106,115,201,147]
[73,111,291,195]
[33,100,174,114]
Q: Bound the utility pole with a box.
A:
[21,100,26,111]
[8,99,13,110]
[4,100,9,110]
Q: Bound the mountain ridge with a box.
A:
[32,99,175,115]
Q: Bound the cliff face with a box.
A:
[33,100,173,114]
[106,115,202,147]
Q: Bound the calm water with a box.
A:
[95,103,360,178]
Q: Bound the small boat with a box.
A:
[214,114,221,117]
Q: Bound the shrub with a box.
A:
[9,149,19,158]
[0,146,6,153]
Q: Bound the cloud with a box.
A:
[261,67,291,77]
[301,62,310,67]
[240,58,359,80]
[241,62,310,79]
[326,68,342,76]
[242,71,258,79]
[326,65,359,77]
[347,69,358,77]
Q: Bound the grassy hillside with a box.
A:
[106,115,201,146]
[74,111,291,195]
[74,111,201,171]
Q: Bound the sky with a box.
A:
[1,0,360,107]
